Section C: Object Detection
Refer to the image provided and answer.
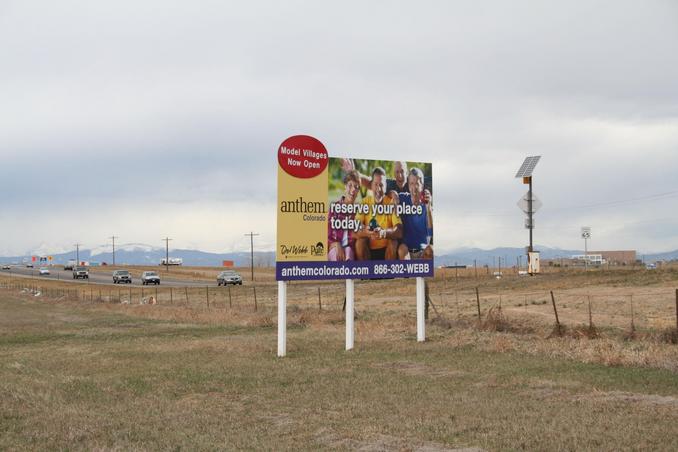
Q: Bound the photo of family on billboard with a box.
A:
[327,158,433,262]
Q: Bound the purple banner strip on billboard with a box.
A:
[276,260,434,281]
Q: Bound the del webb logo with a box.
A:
[280,242,325,258]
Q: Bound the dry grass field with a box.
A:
[1,266,678,450]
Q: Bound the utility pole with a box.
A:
[162,237,172,272]
[74,243,81,264]
[244,232,259,282]
[109,236,119,266]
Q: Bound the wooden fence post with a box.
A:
[253,286,257,311]
[318,287,322,311]
[475,287,481,322]
[170,287,173,305]
[206,286,209,309]
[630,294,636,333]
[185,287,189,306]
[675,289,678,331]
[550,291,562,335]
[228,286,232,308]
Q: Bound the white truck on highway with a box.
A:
[64,259,77,271]
[160,258,183,266]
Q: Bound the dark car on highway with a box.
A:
[113,270,132,284]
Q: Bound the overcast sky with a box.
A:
[1,0,677,256]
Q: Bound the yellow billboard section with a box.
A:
[276,135,329,262]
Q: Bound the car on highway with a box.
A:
[39,267,50,275]
[26,263,34,268]
[112,270,132,284]
[73,266,89,279]
[141,271,160,285]
[217,270,242,286]
[1,264,11,270]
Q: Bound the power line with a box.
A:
[548,190,678,212]
[454,188,678,218]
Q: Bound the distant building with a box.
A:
[568,250,636,267]
[589,250,637,266]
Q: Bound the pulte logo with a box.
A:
[311,242,325,256]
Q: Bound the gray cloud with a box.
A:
[1,0,677,255]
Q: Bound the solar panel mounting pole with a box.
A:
[515,156,541,275]
[528,176,533,254]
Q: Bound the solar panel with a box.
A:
[515,156,541,178]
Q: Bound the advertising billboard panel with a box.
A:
[276,135,434,281]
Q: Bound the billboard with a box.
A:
[276,135,433,280]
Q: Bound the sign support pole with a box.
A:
[416,277,426,342]
[277,281,287,357]
[346,279,354,350]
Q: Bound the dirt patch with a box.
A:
[371,361,467,378]
[525,383,678,408]
[575,390,678,407]
[315,429,484,451]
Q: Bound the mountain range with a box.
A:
[2,243,675,267]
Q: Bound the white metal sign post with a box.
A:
[345,279,355,350]
[416,277,426,342]
[277,281,287,357]
[581,227,591,271]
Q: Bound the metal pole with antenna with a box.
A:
[515,156,542,275]
[528,176,533,254]
[74,243,81,265]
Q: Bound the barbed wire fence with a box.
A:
[1,273,677,342]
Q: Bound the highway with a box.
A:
[1,266,226,288]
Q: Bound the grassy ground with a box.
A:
[2,293,678,451]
